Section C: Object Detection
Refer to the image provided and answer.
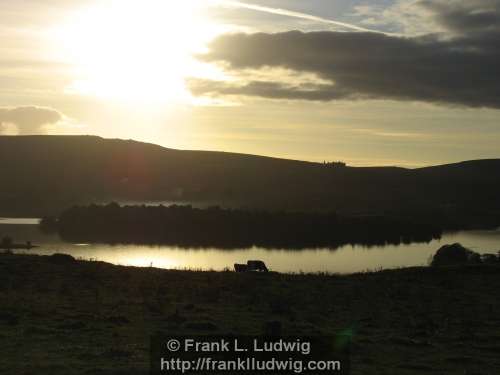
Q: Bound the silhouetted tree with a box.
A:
[47,204,443,250]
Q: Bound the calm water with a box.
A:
[1,218,499,273]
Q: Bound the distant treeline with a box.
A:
[41,203,443,249]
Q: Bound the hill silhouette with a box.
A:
[1,135,500,219]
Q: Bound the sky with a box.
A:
[1,0,500,167]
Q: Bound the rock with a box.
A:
[430,243,480,267]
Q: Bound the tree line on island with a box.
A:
[41,203,444,249]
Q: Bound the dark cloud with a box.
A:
[188,78,356,101]
[0,106,63,135]
[420,0,500,35]
[192,0,500,108]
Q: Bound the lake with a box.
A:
[1,218,499,273]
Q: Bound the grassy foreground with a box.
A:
[0,252,499,375]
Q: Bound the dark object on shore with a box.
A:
[247,260,268,272]
[48,253,76,265]
[431,243,481,267]
[0,236,37,250]
[234,260,269,272]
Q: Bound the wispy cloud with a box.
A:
[218,0,388,34]
[350,128,431,139]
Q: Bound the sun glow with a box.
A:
[52,0,226,104]
[118,253,180,269]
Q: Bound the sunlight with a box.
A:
[119,253,180,269]
[52,0,226,104]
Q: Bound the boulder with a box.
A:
[430,243,480,267]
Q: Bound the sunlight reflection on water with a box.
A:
[1,220,499,274]
[0,218,40,225]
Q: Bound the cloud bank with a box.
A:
[191,0,500,109]
[0,106,64,135]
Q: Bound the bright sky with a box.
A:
[1,0,499,167]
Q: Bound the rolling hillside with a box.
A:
[1,135,499,217]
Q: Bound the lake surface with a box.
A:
[1,218,499,273]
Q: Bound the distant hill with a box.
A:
[1,135,500,217]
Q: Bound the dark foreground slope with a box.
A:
[1,135,500,216]
[1,253,499,374]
